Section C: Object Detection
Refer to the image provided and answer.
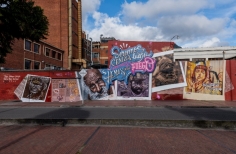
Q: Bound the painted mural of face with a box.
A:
[192,65,207,83]
[84,69,108,100]
[129,73,146,96]
[195,68,206,82]
[27,76,49,100]
[29,77,44,94]
[131,80,144,95]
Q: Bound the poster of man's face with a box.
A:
[116,72,151,100]
[78,69,114,100]
[21,75,51,102]
[152,50,187,92]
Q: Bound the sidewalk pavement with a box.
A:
[0,100,235,108]
[0,100,236,129]
[1,125,236,154]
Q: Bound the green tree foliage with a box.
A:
[0,0,49,63]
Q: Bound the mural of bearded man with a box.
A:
[83,69,110,100]
[118,72,149,97]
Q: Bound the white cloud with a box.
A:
[158,15,227,40]
[182,37,229,48]
[121,0,210,20]
[81,0,101,23]
[230,19,236,27]
[88,12,163,41]
[81,0,236,47]
[200,37,228,47]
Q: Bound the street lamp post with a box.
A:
[89,37,93,66]
[170,35,179,49]
[100,34,103,42]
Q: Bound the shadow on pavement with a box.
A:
[168,107,236,129]
[18,107,90,127]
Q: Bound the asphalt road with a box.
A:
[0,107,236,121]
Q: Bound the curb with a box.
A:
[0,105,234,109]
[1,119,236,129]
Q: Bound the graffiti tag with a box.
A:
[131,57,156,75]
[3,75,21,83]
[105,44,155,86]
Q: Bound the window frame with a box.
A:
[33,43,40,54]
[34,61,41,70]
[52,50,56,59]
[24,59,32,70]
[57,53,62,61]
[44,47,51,57]
[24,40,32,51]
[93,53,99,58]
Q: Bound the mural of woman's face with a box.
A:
[29,78,43,94]
[195,68,206,82]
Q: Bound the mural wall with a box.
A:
[78,69,115,100]
[152,50,186,92]
[51,79,81,102]
[184,60,225,100]
[0,41,235,102]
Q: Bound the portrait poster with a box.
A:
[14,75,28,100]
[116,72,152,100]
[78,69,115,100]
[51,79,82,102]
[21,75,51,102]
[152,50,187,92]
[183,60,225,100]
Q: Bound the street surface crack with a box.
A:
[196,130,236,153]
[77,126,100,154]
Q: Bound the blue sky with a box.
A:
[81,0,236,48]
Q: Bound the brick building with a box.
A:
[91,36,116,68]
[0,39,64,70]
[81,31,92,68]
[1,0,88,70]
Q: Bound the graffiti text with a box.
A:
[131,57,156,74]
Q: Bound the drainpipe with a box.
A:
[78,0,83,68]
[68,0,72,70]
[90,38,93,66]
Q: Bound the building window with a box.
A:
[175,59,190,61]
[93,53,99,58]
[208,58,223,61]
[34,61,40,70]
[56,66,61,70]
[192,58,206,62]
[105,60,108,64]
[24,59,31,69]
[34,43,40,54]
[58,53,62,60]
[52,50,56,58]
[25,40,32,51]
[45,48,50,57]
[45,64,50,69]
